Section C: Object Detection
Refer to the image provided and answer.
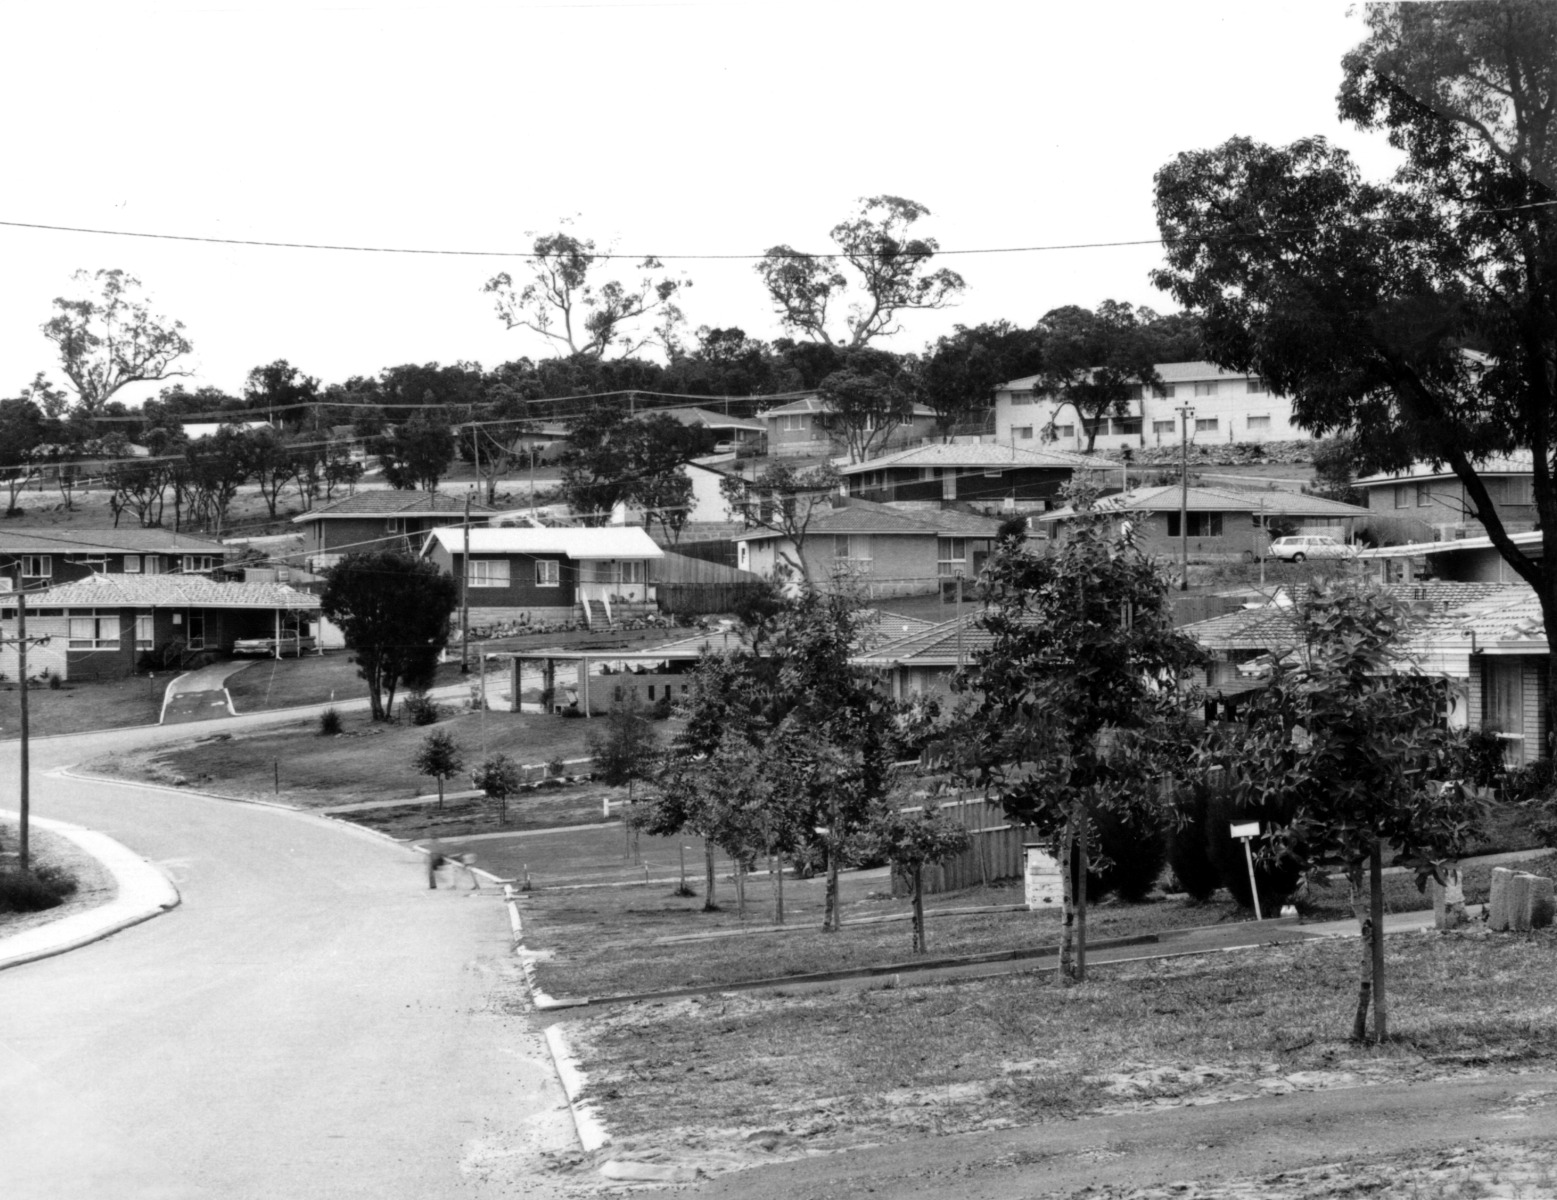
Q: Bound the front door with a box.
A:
[1484,659,1524,766]
[187,610,206,651]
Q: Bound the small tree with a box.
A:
[1034,302,1163,453]
[42,269,193,416]
[413,730,465,809]
[472,753,522,822]
[320,552,458,721]
[375,410,456,492]
[720,461,840,581]
[957,500,1203,981]
[587,694,659,802]
[1210,581,1488,1043]
[867,800,970,954]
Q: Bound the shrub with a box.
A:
[47,673,62,690]
[1166,778,1222,901]
[1086,806,1168,903]
[0,863,79,914]
[1502,758,1554,805]
[318,707,342,736]
[546,755,567,778]
[404,692,441,726]
[1205,776,1304,912]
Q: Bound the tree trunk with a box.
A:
[1058,821,1077,983]
[770,852,784,926]
[437,777,444,809]
[911,864,926,954]
[1076,818,1089,983]
[1352,916,1373,1042]
[703,842,717,912]
[823,840,841,932]
[1369,840,1387,1043]
[735,859,746,918]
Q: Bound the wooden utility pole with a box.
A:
[1176,404,1195,591]
[460,491,472,674]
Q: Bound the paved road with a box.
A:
[0,719,577,1199]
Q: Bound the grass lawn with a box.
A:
[0,674,164,741]
[225,653,469,713]
[556,928,1557,1170]
[0,820,116,935]
[519,876,1252,999]
[83,703,681,819]
[1301,851,1557,921]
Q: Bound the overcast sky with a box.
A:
[0,0,1401,407]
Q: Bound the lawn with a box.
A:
[0,674,164,741]
[83,703,681,818]
[554,928,1557,1171]
[0,820,116,936]
[225,652,469,713]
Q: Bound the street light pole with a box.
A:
[460,491,472,674]
[1177,404,1195,591]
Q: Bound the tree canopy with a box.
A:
[42,269,193,416]
[1035,302,1165,453]
[1152,0,1557,709]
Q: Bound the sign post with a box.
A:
[1230,820,1262,920]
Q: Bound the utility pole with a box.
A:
[2,588,51,872]
[460,491,472,674]
[1177,404,1195,592]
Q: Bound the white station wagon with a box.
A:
[1268,535,1357,562]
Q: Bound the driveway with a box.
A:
[159,661,247,724]
[0,721,579,1199]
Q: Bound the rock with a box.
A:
[1488,868,1554,932]
[1488,867,1518,931]
[599,1159,702,1183]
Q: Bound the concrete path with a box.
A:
[0,721,579,1199]
[159,660,251,724]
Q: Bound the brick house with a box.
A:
[0,529,232,592]
[837,442,1104,509]
[757,394,938,460]
[1354,452,1537,543]
[732,499,1002,599]
[0,574,321,683]
[420,525,663,628]
[293,490,501,572]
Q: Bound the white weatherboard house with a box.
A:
[993,361,1303,452]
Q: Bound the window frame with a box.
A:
[68,609,121,650]
[1194,417,1220,433]
[467,559,511,588]
[535,559,561,588]
[20,554,51,579]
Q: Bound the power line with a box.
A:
[4,198,1552,262]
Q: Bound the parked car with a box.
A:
[232,631,317,657]
[1268,535,1357,563]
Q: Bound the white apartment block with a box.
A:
[992,361,1303,453]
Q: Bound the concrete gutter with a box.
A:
[0,812,180,973]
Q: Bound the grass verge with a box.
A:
[0,821,116,937]
[551,929,1557,1171]
[0,674,164,741]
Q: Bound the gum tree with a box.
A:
[43,269,193,416]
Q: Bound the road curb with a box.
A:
[0,812,181,973]
[543,1023,612,1154]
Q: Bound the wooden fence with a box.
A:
[893,793,1038,896]
[656,580,769,615]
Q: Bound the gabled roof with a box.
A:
[1037,485,1370,522]
[855,613,993,667]
[731,501,1004,542]
[1355,452,1535,487]
[756,393,936,420]
[649,407,766,433]
[999,361,1259,393]
[421,525,665,561]
[838,442,1105,475]
[21,574,320,610]
[292,491,500,523]
[1355,530,1542,559]
[0,529,228,555]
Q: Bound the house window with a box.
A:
[144,555,164,575]
[1417,483,1433,508]
[535,559,560,587]
[181,555,217,574]
[1153,419,1177,435]
[620,561,645,584]
[781,414,807,432]
[834,535,870,563]
[1246,415,1271,431]
[1246,379,1270,394]
[135,612,154,648]
[68,609,120,650]
[1014,426,1034,440]
[1052,423,1075,439]
[1505,477,1533,505]
[1009,390,1035,405]
[1195,418,1219,433]
[1193,382,1219,397]
[1110,417,1143,436]
[1394,485,1411,509]
[1154,384,1178,399]
[385,518,405,533]
[1166,513,1224,538]
[21,555,51,580]
[1123,385,1145,401]
[468,559,510,587]
[123,555,142,573]
[938,538,968,577]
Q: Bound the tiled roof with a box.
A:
[1355,451,1535,487]
[25,574,320,610]
[839,442,1106,475]
[731,502,1005,542]
[855,613,993,667]
[1181,582,1524,652]
[293,490,500,522]
[422,525,665,560]
[0,528,228,554]
[999,361,1258,392]
[1038,485,1370,522]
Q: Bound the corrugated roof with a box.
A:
[651,407,766,432]
[293,491,500,522]
[1355,530,1542,559]
[839,442,1106,475]
[0,529,228,554]
[1038,485,1370,522]
[21,574,320,610]
[422,525,665,560]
